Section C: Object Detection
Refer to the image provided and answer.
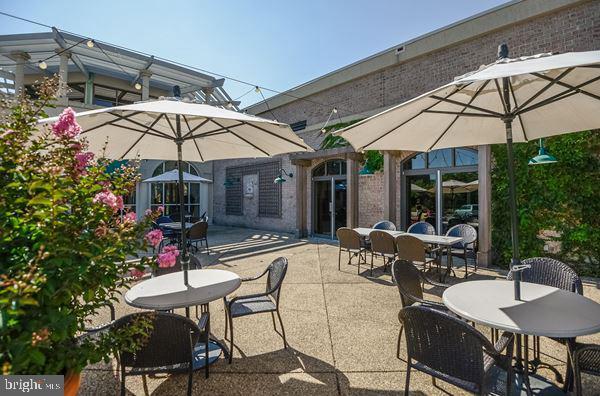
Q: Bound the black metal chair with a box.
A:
[391,259,448,359]
[369,230,396,276]
[373,220,397,231]
[336,227,368,273]
[85,311,209,395]
[507,257,583,384]
[400,305,514,395]
[395,234,440,274]
[569,342,600,396]
[187,221,209,254]
[406,221,436,235]
[223,257,288,364]
[444,224,478,278]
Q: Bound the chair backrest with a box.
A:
[395,235,426,262]
[373,220,397,231]
[507,257,583,294]
[446,223,477,248]
[156,215,173,225]
[188,221,208,239]
[392,260,424,308]
[114,311,200,368]
[407,221,436,235]
[369,230,396,255]
[336,227,362,250]
[266,257,288,303]
[400,305,493,392]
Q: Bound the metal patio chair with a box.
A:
[373,220,397,231]
[395,234,440,274]
[507,257,583,385]
[444,223,478,278]
[368,230,396,276]
[569,342,600,396]
[223,257,288,364]
[400,305,514,395]
[336,227,368,273]
[391,259,449,359]
[406,221,436,235]
[187,221,209,254]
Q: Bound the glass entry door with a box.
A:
[313,177,347,238]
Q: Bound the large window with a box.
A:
[402,148,478,234]
[150,161,204,221]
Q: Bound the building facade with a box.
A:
[213,0,600,266]
[0,31,239,222]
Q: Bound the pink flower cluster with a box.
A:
[123,211,137,223]
[52,107,82,139]
[74,151,94,175]
[130,268,145,278]
[93,190,124,212]
[145,229,163,247]
[157,245,179,268]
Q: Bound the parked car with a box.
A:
[454,204,478,220]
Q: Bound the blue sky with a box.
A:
[0,0,507,107]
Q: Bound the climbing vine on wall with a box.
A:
[319,120,384,173]
[491,130,600,276]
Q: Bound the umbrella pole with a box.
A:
[176,114,190,286]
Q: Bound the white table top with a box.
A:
[353,227,462,246]
[443,280,600,338]
[125,269,241,310]
[161,222,194,230]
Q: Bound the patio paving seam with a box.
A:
[315,238,342,395]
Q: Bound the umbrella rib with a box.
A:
[509,80,528,142]
[182,118,211,139]
[193,138,205,162]
[494,79,510,114]
[360,84,470,149]
[118,114,165,159]
[513,68,574,113]
[422,110,498,118]
[100,122,172,140]
[242,121,310,150]
[429,95,503,117]
[531,72,600,101]
[79,111,144,134]
[516,74,600,115]
[164,114,177,136]
[109,113,175,140]
[210,119,271,156]
[182,122,245,141]
[426,80,491,151]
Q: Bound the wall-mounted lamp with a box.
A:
[529,138,557,165]
[274,169,293,184]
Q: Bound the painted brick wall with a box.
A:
[358,173,384,228]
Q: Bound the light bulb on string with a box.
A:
[134,82,142,90]
[254,86,260,93]
[86,40,94,48]
[38,60,47,70]
[333,107,337,113]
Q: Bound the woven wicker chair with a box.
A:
[373,220,397,231]
[395,234,440,273]
[187,221,209,254]
[369,230,396,276]
[569,343,600,396]
[223,257,288,364]
[406,221,436,235]
[391,259,449,359]
[336,227,368,273]
[444,224,478,278]
[400,305,514,395]
[507,257,583,384]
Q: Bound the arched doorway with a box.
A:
[312,159,347,238]
[401,148,478,234]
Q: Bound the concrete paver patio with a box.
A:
[80,226,600,395]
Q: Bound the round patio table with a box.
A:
[125,269,241,369]
[443,280,600,395]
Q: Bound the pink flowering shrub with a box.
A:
[145,229,163,247]
[0,82,161,375]
[157,245,180,268]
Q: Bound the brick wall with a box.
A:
[358,173,384,228]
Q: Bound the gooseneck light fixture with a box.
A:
[273,169,293,184]
[529,138,557,165]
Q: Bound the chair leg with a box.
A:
[463,251,469,278]
[205,238,209,255]
[404,361,411,396]
[205,323,210,379]
[228,313,234,364]
[120,365,126,396]
[396,325,404,359]
[370,253,374,277]
[271,311,277,330]
[223,298,228,340]
[276,309,287,348]
[338,248,341,271]
[188,364,193,396]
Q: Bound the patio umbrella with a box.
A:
[38,96,312,285]
[336,45,600,299]
[142,169,212,183]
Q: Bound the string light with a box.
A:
[319,107,339,134]
[254,86,261,93]
[86,39,94,48]
[134,82,142,90]
[38,60,47,70]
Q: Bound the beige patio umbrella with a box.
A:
[336,46,600,299]
[38,96,312,285]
